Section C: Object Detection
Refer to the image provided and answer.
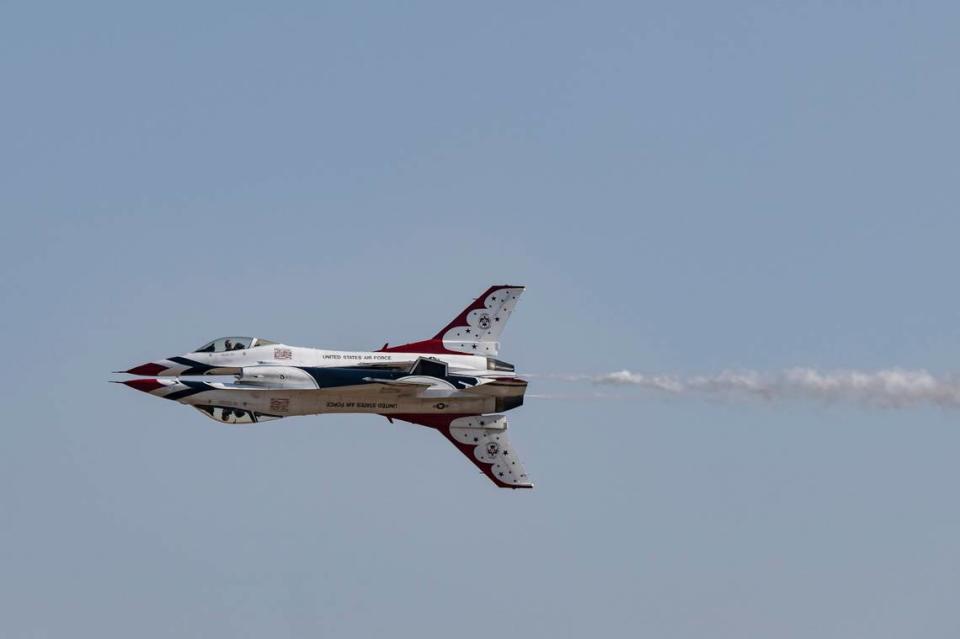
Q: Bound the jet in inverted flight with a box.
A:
[115,285,532,488]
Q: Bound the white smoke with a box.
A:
[531,368,960,408]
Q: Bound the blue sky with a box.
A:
[3,2,960,637]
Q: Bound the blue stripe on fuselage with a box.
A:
[302,366,478,390]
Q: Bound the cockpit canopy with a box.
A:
[194,336,278,353]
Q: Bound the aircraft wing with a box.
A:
[392,414,533,489]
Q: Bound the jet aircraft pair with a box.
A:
[115,285,532,488]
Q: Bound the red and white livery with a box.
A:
[116,285,533,489]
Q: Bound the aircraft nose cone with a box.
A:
[125,362,168,376]
[119,378,167,393]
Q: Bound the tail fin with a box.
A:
[380,285,525,356]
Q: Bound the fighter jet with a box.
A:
[115,285,532,488]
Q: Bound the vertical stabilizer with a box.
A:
[380,285,525,356]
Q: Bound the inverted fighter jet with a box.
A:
[115,285,532,488]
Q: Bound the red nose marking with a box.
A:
[126,362,168,376]
[122,378,166,393]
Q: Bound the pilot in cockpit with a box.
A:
[224,339,233,351]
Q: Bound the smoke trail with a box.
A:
[531,369,960,408]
